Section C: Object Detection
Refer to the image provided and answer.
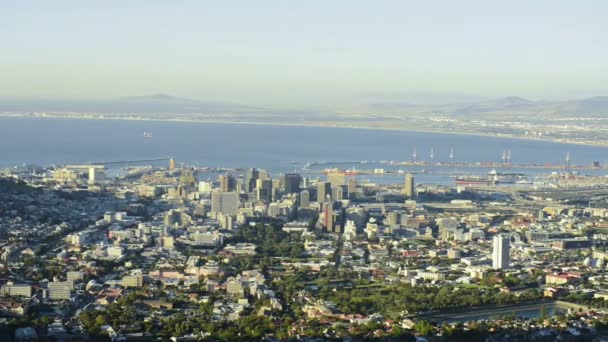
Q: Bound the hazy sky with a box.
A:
[1,1,607,105]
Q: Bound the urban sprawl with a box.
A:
[3,158,608,341]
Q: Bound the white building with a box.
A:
[492,234,510,269]
[107,246,124,259]
[198,181,212,195]
[1,282,32,297]
[344,220,357,241]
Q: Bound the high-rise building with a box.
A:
[245,168,260,193]
[88,167,105,184]
[327,171,346,187]
[386,211,401,226]
[347,178,357,199]
[317,181,332,202]
[198,181,212,194]
[168,158,176,170]
[180,168,197,186]
[301,176,310,188]
[403,173,415,197]
[218,174,236,192]
[255,179,272,202]
[211,191,239,215]
[258,169,270,181]
[283,173,301,194]
[333,185,347,201]
[323,202,334,231]
[492,234,510,269]
[299,190,310,208]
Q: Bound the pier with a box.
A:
[90,158,170,166]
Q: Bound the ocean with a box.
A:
[1,116,607,185]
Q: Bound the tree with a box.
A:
[415,320,433,336]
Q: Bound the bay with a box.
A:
[1,117,607,185]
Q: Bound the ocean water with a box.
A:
[1,117,608,185]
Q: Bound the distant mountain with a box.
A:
[119,93,198,103]
[364,96,608,118]
[555,96,608,117]
[450,96,536,116]
[2,94,608,118]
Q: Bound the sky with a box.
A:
[1,0,607,106]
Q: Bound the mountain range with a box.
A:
[1,94,608,118]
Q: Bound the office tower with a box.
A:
[163,209,192,228]
[347,178,357,199]
[299,190,310,208]
[327,171,346,187]
[255,179,272,202]
[317,181,332,202]
[211,191,239,215]
[236,175,246,193]
[180,168,196,186]
[168,158,176,170]
[198,181,212,194]
[283,173,301,194]
[218,173,236,192]
[258,169,270,181]
[333,185,347,201]
[403,173,415,197]
[387,211,400,226]
[301,176,310,188]
[177,184,188,198]
[323,202,334,231]
[245,168,260,192]
[492,234,510,269]
[88,167,105,184]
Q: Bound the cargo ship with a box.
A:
[454,175,493,186]
[454,170,527,186]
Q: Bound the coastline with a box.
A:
[0,112,606,149]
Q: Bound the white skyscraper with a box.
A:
[492,234,510,269]
[198,181,212,195]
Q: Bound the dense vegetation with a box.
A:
[230,222,305,258]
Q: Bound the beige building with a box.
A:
[0,283,32,297]
[47,282,72,300]
[122,275,144,288]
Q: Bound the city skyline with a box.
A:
[4,2,608,340]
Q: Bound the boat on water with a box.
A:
[454,169,527,186]
[454,175,494,186]
[324,168,358,175]
[143,132,153,138]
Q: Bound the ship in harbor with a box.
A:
[454,169,528,186]
[324,167,358,175]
